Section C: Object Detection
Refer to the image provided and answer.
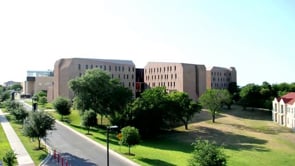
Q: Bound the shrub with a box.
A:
[188,139,227,166]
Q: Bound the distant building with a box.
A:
[144,62,207,100]
[50,58,136,101]
[4,81,21,87]
[272,92,295,129]
[23,70,54,97]
[206,66,237,89]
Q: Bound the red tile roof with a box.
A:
[279,92,295,105]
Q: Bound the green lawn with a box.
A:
[0,123,12,163]
[48,106,295,166]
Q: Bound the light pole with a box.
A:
[107,125,118,166]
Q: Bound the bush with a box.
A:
[2,150,17,166]
[188,139,227,166]
[119,126,140,155]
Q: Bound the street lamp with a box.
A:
[107,125,118,166]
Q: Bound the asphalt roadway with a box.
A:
[19,100,139,166]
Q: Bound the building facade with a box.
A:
[23,70,54,97]
[206,66,237,89]
[272,92,295,129]
[51,58,136,100]
[144,62,207,100]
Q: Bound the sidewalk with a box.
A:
[0,109,34,166]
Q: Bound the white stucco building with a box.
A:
[272,92,295,129]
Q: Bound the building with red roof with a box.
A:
[272,92,295,129]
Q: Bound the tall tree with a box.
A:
[167,91,201,130]
[108,85,133,128]
[69,69,115,125]
[131,87,167,137]
[239,83,262,109]
[23,111,55,149]
[199,89,230,123]
[53,96,72,121]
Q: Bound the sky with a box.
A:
[0,0,294,86]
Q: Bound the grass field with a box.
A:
[49,105,295,166]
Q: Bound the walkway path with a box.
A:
[0,109,34,166]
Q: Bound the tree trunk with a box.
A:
[184,122,188,130]
[100,114,103,125]
[212,113,215,123]
[128,145,131,155]
[38,137,41,149]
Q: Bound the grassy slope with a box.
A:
[49,105,295,166]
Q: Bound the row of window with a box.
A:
[145,74,178,81]
[148,81,176,88]
[145,66,177,74]
[211,71,232,77]
[78,64,135,72]
[211,83,228,88]
[212,77,231,82]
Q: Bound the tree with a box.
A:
[199,89,230,123]
[23,111,55,149]
[39,96,48,105]
[108,84,133,128]
[53,97,72,121]
[119,126,140,155]
[239,84,262,109]
[188,139,227,166]
[69,69,114,125]
[81,110,97,134]
[167,91,201,130]
[2,150,17,166]
[130,87,167,137]
[11,106,28,124]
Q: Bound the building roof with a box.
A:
[278,92,295,105]
[73,58,135,65]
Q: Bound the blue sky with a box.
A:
[0,0,294,86]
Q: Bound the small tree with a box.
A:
[53,97,72,121]
[81,110,97,134]
[11,106,28,124]
[23,111,55,149]
[119,126,140,155]
[2,150,17,166]
[189,139,227,166]
[39,96,48,105]
[199,89,230,123]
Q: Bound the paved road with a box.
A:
[19,100,139,166]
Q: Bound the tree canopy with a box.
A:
[69,68,131,125]
[119,126,140,155]
[81,110,97,134]
[53,96,72,121]
[23,111,55,149]
[199,89,231,123]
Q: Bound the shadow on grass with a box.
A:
[190,110,225,123]
[223,105,272,121]
[138,158,177,166]
[189,126,269,151]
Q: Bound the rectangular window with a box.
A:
[109,66,111,71]
[86,65,88,69]
[78,64,81,70]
